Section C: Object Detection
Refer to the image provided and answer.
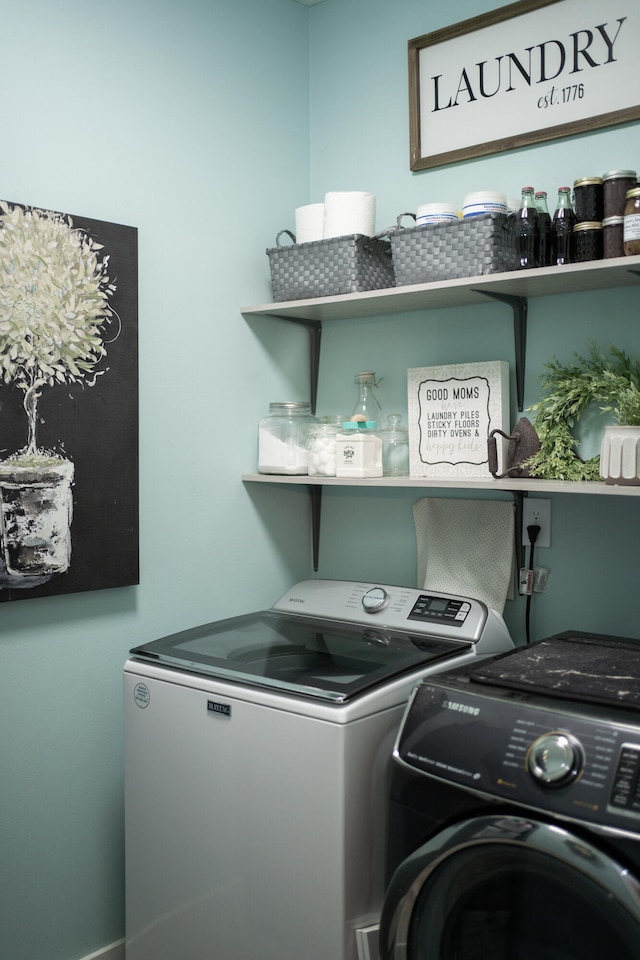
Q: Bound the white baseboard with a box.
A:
[78,939,126,960]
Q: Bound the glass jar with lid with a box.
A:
[573,177,604,222]
[258,402,318,475]
[603,170,637,219]
[307,421,340,477]
[381,414,409,476]
[572,221,603,262]
[624,187,640,256]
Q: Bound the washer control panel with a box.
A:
[408,594,471,628]
[272,579,513,654]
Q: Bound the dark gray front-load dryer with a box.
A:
[382,632,640,960]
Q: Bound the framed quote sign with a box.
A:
[409,0,640,170]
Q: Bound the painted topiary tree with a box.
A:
[0,201,115,460]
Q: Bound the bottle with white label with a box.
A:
[623,187,640,256]
[335,421,383,478]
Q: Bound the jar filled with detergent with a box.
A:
[258,402,317,475]
[335,421,383,478]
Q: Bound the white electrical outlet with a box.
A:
[522,498,551,547]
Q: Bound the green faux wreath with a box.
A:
[525,343,640,481]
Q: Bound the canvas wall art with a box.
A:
[0,199,138,601]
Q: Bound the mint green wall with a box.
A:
[307,0,640,643]
[0,2,312,959]
[2,1,640,959]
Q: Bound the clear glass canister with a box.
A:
[307,422,339,477]
[258,402,318,475]
[381,414,409,476]
[335,421,383,478]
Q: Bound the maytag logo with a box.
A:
[207,700,231,717]
[288,597,305,603]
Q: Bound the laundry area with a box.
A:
[2,2,640,960]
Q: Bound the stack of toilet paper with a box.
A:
[295,191,376,244]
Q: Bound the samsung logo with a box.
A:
[207,700,231,717]
[443,699,480,717]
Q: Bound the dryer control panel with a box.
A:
[395,675,640,835]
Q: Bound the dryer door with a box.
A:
[380,814,640,960]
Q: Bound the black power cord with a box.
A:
[525,523,541,644]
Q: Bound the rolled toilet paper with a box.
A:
[295,203,325,244]
[323,191,376,239]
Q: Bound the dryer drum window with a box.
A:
[405,838,640,959]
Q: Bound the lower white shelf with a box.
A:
[242,473,640,496]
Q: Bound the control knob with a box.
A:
[362,587,389,614]
[527,732,583,787]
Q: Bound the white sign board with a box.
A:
[409,0,640,170]
[408,360,510,478]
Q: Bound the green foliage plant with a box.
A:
[526,342,640,481]
[0,201,115,459]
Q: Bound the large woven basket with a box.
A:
[267,230,395,301]
[389,212,516,285]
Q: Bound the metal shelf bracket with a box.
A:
[473,290,528,412]
[308,483,322,571]
[277,316,322,414]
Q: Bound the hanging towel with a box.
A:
[413,497,515,614]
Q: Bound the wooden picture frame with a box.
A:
[409,0,640,171]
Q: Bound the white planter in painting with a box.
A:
[0,459,74,576]
[599,425,640,486]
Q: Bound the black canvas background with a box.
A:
[0,201,139,602]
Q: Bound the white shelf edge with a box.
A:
[241,474,640,496]
[241,255,640,322]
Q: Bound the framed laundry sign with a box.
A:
[409,0,640,171]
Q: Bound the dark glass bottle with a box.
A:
[535,191,552,267]
[552,186,575,265]
[515,186,539,269]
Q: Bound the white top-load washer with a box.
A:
[124,579,514,960]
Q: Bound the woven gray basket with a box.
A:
[389,212,516,285]
[267,229,395,301]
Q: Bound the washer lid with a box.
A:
[129,610,471,704]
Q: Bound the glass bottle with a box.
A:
[534,191,552,267]
[351,371,383,423]
[552,187,575,265]
[515,186,539,269]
